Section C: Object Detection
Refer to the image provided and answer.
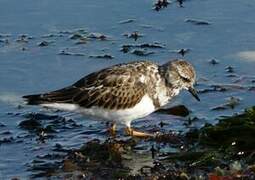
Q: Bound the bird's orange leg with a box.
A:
[108,122,116,137]
[125,127,153,138]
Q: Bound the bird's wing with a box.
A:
[24,63,150,110]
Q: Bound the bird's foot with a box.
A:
[125,127,153,138]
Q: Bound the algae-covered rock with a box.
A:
[197,106,255,151]
[60,139,133,179]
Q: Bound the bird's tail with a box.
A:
[23,87,78,105]
[23,94,47,105]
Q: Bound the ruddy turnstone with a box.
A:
[23,59,200,137]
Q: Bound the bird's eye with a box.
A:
[181,76,191,82]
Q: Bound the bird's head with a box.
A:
[160,59,200,101]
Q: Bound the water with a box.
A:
[0,0,255,178]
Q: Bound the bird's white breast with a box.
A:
[79,94,155,127]
[42,94,156,127]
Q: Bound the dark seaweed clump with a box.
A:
[30,107,255,179]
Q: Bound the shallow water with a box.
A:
[0,0,255,178]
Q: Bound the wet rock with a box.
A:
[226,74,238,78]
[120,45,130,53]
[154,132,182,144]
[89,54,114,59]
[211,96,241,111]
[0,137,14,144]
[212,84,245,91]
[121,42,164,55]
[123,31,143,41]
[58,50,85,56]
[131,49,154,56]
[21,47,28,51]
[20,113,78,139]
[198,83,246,94]
[16,34,33,43]
[153,0,170,11]
[177,0,184,7]
[169,48,191,56]
[209,59,220,65]
[58,30,73,35]
[71,33,89,44]
[16,35,29,43]
[19,119,42,130]
[197,106,255,150]
[0,130,12,135]
[36,153,66,160]
[156,105,190,117]
[178,48,190,56]
[53,143,69,152]
[87,33,107,40]
[185,19,211,25]
[23,113,61,120]
[121,42,164,49]
[232,75,255,83]
[62,159,79,172]
[69,33,84,40]
[29,161,60,178]
[139,42,165,48]
[118,19,136,24]
[0,38,9,44]
[225,66,235,73]
[60,139,130,179]
[37,41,51,47]
[140,24,154,29]
[0,33,11,38]
[19,119,55,138]
[198,87,221,94]
[249,86,255,91]
[0,122,5,127]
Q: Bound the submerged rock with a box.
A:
[198,83,246,94]
[0,122,5,127]
[0,33,11,38]
[131,49,154,56]
[58,50,85,56]
[185,19,211,25]
[121,42,164,51]
[225,66,235,73]
[37,41,51,47]
[209,59,220,65]
[69,33,84,40]
[169,48,191,56]
[19,119,42,130]
[87,33,108,40]
[89,54,114,59]
[153,0,170,11]
[211,96,241,111]
[118,19,136,24]
[156,105,190,117]
[123,31,143,41]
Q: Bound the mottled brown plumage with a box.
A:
[24,61,162,109]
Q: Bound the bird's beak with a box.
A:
[188,87,200,101]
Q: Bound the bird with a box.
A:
[23,59,200,137]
